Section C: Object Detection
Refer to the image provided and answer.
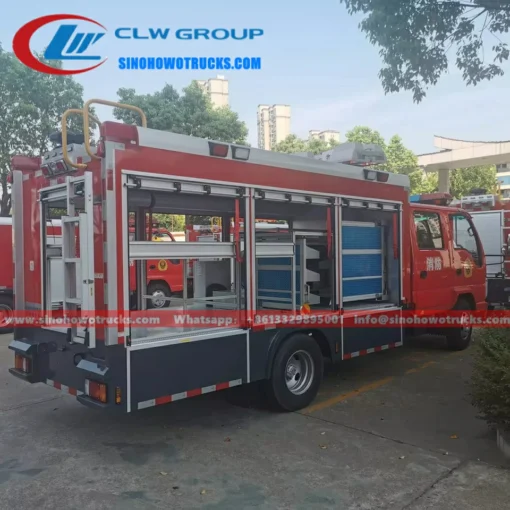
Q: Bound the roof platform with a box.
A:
[417,136,510,193]
[418,136,510,172]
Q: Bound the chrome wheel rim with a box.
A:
[285,350,314,395]
[151,290,167,308]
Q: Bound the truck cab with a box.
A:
[409,193,487,348]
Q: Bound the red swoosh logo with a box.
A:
[13,14,107,75]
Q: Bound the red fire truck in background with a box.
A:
[128,220,184,308]
[9,99,487,414]
[450,189,510,307]
[0,217,62,333]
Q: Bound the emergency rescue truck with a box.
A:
[0,217,61,334]
[9,100,486,413]
[449,191,510,307]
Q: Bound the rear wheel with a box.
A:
[266,334,323,412]
[0,295,14,334]
[146,282,171,309]
[445,298,472,351]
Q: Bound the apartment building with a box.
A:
[497,163,510,199]
[309,130,341,145]
[257,104,291,150]
[196,75,229,108]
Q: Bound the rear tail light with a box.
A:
[54,160,68,174]
[41,165,51,177]
[376,172,389,183]
[14,354,31,374]
[85,379,108,403]
[208,142,229,158]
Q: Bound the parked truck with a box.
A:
[9,99,486,413]
[450,191,510,308]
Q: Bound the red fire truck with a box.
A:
[128,220,184,308]
[450,190,510,307]
[9,99,486,413]
[0,217,61,334]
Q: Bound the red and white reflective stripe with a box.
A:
[344,341,402,360]
[137,378,242,410]
[46,379,83,396]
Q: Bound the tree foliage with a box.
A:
[339,0,510,102]
[471,328,510,432]
[450,164,497,197]
[273,134,340,155]
[0,45,89,215]
[153,214,186,232]
[114,82,248,144]
[345,126,386,147]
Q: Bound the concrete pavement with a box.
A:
[1,332,509,509]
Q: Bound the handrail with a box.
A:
[61,109,101,170]
[82,99,147,161]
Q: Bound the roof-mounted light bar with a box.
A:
[315,142,387,167]
[410,193,452,206]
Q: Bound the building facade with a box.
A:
[309,130,340,145]
[196,75,229,108]
[497,163,510,199]
[257,105,291,150]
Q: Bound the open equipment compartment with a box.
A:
[341,199,402,310]
[125,175,247,344]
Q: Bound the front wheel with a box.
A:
[445,299,473,351]
[266,334,323,412]
[146,282,171,309]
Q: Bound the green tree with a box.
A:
[339,1,510,102]
[345,126,386,148]
[345,127,433,193]
[273,134,307,154]
[114,82,248,144]
[273,134,340,155]
[0,45,90,216]
[449,165,497,198]
[153,214,186,232]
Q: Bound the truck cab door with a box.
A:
[448,212,485,301]
[411,209,452,310]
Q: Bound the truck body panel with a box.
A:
[8,106,487,412]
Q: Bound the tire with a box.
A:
[146,282,171,309]
[205,283,227,308]
[266,334,324,412]
[445,298,472,351]
[0,295,14,334]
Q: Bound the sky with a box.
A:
[2,0,510,154]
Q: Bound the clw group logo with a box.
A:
[13,14,264,75]
[13,14,107,75]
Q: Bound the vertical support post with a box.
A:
[244,189,255,325]
[135,208,147,311]
[438,168,450,193]
[12,171,25,317]
[335,198,342,311]
[398,205,403,305]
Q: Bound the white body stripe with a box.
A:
[137,379,243,410]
